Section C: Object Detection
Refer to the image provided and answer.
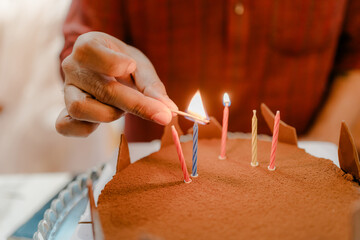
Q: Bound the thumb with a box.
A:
[124,45,178,112]
[142,80,178,112]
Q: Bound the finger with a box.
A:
[55,108,99,137]
[109,81,172,125]
[64,84,123,123]
[141,77,178,112]
[70,71,172,125]
[115,74,138,89]
[72,33,136,77]
[125,46,178,111]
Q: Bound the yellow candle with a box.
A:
[251,110,259,167]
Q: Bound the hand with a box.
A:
[56,32,177,137]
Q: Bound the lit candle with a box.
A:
[191,122,199,177]
[219,93,231,160]
[171,125,191,183]
[185,91,209,177]
[268,111,280,171]
[251,110,258,167]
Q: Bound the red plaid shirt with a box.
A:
[61,0,360,141]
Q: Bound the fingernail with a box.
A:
[127,62,136,73]
[152,111,172,125]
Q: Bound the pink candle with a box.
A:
[268,111,280,171]
[219,93,231,160]
[171,125,192,183]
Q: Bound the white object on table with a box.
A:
[0,172,72,240]
[71,140,339,240]
[298,141,339,167]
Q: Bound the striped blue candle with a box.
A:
[191,122,198,177]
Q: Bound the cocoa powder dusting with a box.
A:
[98,139,360,240]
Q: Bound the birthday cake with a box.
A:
[93,105,360,240]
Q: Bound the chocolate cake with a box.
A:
[91,106,360,240]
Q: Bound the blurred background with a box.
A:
[0,0,122,174]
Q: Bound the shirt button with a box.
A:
[234,2,244,15]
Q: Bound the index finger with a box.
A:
[74,74,172,126]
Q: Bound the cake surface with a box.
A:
[97,138,360,240]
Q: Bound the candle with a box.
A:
[251,110,258,167]
[186,91,209,177]
[174,90,209,178]
[268,111,280,171]
[191,122,199,177]
[171,125,192,183]
[219,93,231,160]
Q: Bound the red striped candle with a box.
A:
[219,93,231,160]
[268,111,280,171]
[171,125,192,183]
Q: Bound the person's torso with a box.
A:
[121,0,347,141]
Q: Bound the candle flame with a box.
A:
[223,93,231,106]
[186,90,209,123]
